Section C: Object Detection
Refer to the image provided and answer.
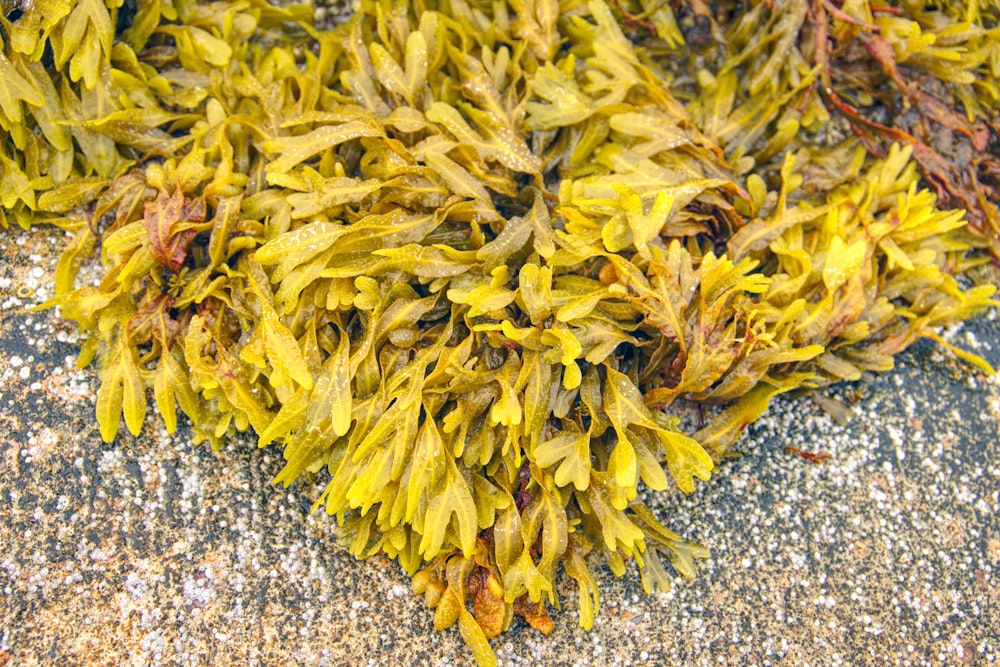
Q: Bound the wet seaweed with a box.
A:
[3,0,998,664]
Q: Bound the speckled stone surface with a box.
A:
[1,224,997,667]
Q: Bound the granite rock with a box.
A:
[1,225,997,666]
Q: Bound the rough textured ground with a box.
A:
[0,224,997,667]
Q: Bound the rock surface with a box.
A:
[1,224,997,666]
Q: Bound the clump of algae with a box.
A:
[2,0,997,663]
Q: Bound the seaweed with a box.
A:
[3,0,998,664]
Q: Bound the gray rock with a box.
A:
[1,225,997,666]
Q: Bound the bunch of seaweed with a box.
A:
[2,0,997,663]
